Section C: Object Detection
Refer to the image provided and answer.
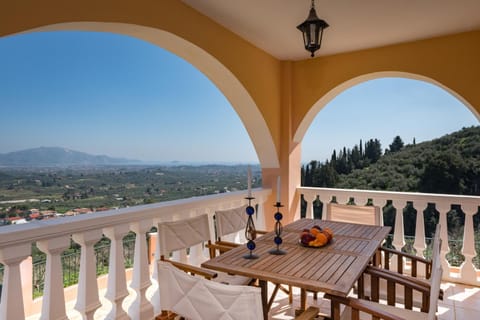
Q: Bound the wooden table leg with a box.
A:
[259,279,268,320]
[295,288,307,316]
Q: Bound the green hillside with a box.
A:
[303,126,480,195]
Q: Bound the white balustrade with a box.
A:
[0,188,271,319]
[461,204,478,282]
[103,224,131,320]
[305,193,317,220]
[37,236,71,320]
[298,186,480,285]
[128,219,154,320]
[73,229,104,320]
[0,243,31,320]
[412,200,428,277]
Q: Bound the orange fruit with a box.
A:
[323,228,333,242]
[315,232,328,246]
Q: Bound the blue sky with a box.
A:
[0,31,478,164]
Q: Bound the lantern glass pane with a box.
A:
[309,24,316,45]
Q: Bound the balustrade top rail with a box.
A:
[0,188,271,249]
[298,186,480,287]
[299,186,480,207]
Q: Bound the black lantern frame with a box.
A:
[297,0,329,57]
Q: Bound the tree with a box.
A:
[418,152,466,194]
[389,136,404,153]
[364,139,382,163]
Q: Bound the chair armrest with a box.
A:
[206,241,238,258]
[214,240,240,248]
[325,294,405,320]
[365,266,430,294]
[366,266,443,300]
[256,230,269,235]
[379,247,431,265]
[294,306,319,320]
[161,259,218,280]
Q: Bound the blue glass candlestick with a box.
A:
[269,202,287,255]
[243,197,259,259]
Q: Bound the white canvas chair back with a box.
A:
[427,235,443,320]
[215,205,248,242]
[158,214,211,265]
[327,203,381,225]
[158,261,263,320]
[431,223,441,271]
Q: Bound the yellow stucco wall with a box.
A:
[291,30,480,141]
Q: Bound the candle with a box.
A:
[276,176,281,203]
[247,166,252,198]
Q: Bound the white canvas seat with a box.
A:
[207,205,268,257]
[157,214,252,286]
[158,261,263,320]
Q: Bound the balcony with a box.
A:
[0,187,478,319]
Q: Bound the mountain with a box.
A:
[302,126,480,195]
[0,147,141,167]
[336,126,480,195]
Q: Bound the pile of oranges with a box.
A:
[300,225,334,247]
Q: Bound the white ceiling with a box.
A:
[182,0,480,61]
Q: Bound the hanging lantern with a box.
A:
[297,0,329,57]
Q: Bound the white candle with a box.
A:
[247,166,252,197]
[276,176,281,203]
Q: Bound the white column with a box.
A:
[103,224,131,320]
[72,229,103,320]
[437,202,450,280]
[37,236,71,320]
[460,204,478,285]
[412,201,427,277]
[128,220,154,320]
[0,243,31,320]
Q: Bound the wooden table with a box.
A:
[201,218,391,319]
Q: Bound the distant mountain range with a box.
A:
[0,147,141,167]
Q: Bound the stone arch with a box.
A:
[7,22,279,168]
[293,71,480,144]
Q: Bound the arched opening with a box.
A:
[6,22,279,168]
[297,75,480,273]
[294,71,480,145]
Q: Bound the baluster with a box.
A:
[149,218,163,315]
[437,202,450,280]
[412,201,427,277]
[305,193,317,220]
[460,204,478,284]
[391,200,406,273]
[128,220,154,320]
[0,243,31,320]
[103,225,131,320]
[37,236,70,320]
[72,229,103,320]
[355,197,368,207]
[435,202,452,278]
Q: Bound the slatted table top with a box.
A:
[202,219,391,297]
